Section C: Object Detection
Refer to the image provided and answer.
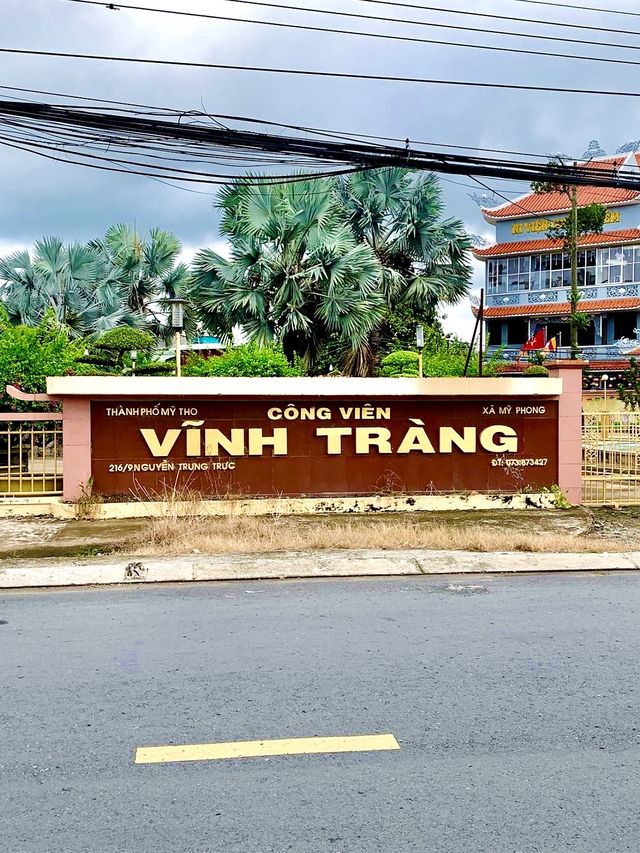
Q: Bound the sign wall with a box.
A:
[90,397,559,497]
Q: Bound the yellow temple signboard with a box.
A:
[512,210,621,235]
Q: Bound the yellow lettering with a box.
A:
[355,428,392,455]
[316,427,352,454]
[205,428,245,456]
[248,428,288,456]
[439,427,477,454]
[140,428,181,457]
[397,427,436,454]
[480,425,518,453]
[186,429,200,457]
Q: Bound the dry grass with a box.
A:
[126,514,621,556]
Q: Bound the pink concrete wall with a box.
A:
[56,371,585,504]
[62,398,92,502]
[546,360,586,506]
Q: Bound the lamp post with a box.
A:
[601,373,609,407]
[130,349,137,377]
[416,324,424,378]
[169,297,186,378]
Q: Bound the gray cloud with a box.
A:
[2,0,639,336]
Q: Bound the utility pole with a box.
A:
[569,177,580,359]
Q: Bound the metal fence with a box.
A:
[583,411,640,505]
[0,413,63,496]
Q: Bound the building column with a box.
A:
[62,398,92,502]
[606,316,615,345]
[594,315,603,346]
[546,360,586,505]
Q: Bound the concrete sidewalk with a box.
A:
[2,548,640,589]
[1,506,640,589]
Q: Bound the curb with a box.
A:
[1,549,640,589]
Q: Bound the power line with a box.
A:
[6,47,640,98]
[68,0,640,42]
[62,0,640,54]
[61,0,640,65]
[0,98,637,190]
[0,82,569,171]
[510,0,640,18]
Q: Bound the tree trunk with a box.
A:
[569,185,579,359]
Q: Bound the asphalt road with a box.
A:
[2,573,640,852]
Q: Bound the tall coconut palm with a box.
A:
[191,169,472,375]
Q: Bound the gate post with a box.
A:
[546,360,586,506]
[62,398,92,502]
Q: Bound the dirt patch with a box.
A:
[123,510,620,556]
[3,506,640,560]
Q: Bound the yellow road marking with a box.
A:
[135,734,400,764]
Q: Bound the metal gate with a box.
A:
[0,413,63,496]
[583,411,640,505]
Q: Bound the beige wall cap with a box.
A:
[47,375,562,398]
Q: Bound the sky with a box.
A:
[2,0,640,338]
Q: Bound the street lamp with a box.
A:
[601,373,609,407]
[416,324,424,378]
[130,349,138,376]
[169,297,186,378]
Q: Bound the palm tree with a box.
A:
[190,177,385,372]
[190,169,471,375]
[338,168,471,310]
[0,238,101,336]
[0,225,193,340]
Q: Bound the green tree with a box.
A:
[0,225,193,340]
[88,224,194,340]
[79,326,173,375]
[532,163,607,358]
[619,357,640,410]
[0,308,82,411]
[190,169,471,375]
[0,238,102,335]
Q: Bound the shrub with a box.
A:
[79,326,168,375]
[380,330,505,379]
[0,308,83,411]
[379,350,420,378]
[95,327,155,353]
[523,365,550,377]
[184,345,302,377]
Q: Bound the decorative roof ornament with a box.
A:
[469,192,500,209]
[616,336,639,354]
[581,139,606,159]
[469,294,481,308]
[469,233,489,247]
[616,141,640,154]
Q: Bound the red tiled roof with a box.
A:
[574,156,626,172]
[480,297,640,319]
[473,228,640,258]
[482,156,640,220]
[484,186,640,221]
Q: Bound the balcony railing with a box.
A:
[486,282,639,309]
[488,344,636,362]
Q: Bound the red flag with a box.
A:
[521,328,545,353]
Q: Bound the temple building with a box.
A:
[473,152,640,381]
